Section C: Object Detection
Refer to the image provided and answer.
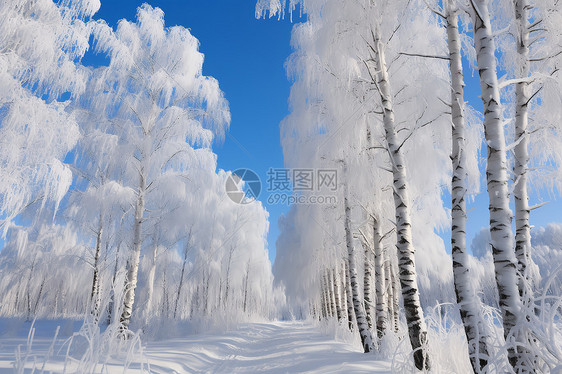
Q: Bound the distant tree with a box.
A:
[342,163,374,353]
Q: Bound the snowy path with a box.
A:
[143,322,390,373]
[0,320,391,373]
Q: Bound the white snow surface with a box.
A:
[0,319,391,373]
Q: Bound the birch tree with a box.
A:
[359,231,374,330]
[67,181,133,320]
[342,165,374,353]
[259,1,451,368]
[469,0,528,369]
[332,267,344,322]
[500,0,562,299]
[344,260,355,331]
[512,0,534,298]
[0,4,278,326]
[89,4,230,331]
[364,26,431,370]
[372,217,388,340]
[422,1,491,371]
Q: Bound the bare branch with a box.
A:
[529,202,548,211]
[398,52,450,61]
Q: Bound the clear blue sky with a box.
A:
[87,1,559,262]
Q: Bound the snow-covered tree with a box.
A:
[0,0,99,235]
[258,0,454,369]
[468,0,532,370]
[420,1,491,371]
[83,4,230,331]
[342,163,374,353]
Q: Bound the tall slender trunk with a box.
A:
[328,271,334,317]
[33,277,45,316]
[107,241,121,325]
[471,1,526,369]
[120,171,146,331]
[363,238,374,330]
[344,261,354,330]
[447,7,489,372]
[224,245,234,309]
[328,269,337,317]
[369,29,429,370]
[391,264,400,333]
[243,260,250,313]
[321,278,328,320]
[203,270,211,316]
[343,183,374,353]
[190,284,199,319]
[14,280,22,314]
[513,1,540,370]
[25,258,36,321]
[91,213,103,321]
[174,242,190,319]
[162,272,170,318]
[384,252,395,332]
[513,0,536,300]
[324,269,336,318]
[323,271,330,317]
[333,267,343,321]
[373,217,388,339]
[54,287,60,316]
[145,243,158,318]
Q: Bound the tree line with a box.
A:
[259,0,562,372]
[0,2,278,333]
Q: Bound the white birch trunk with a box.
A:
[513,0,537,300]
[369,30,430,370]
[513,2,540,370]
[373,217,388,339]
[471,1,526,369]
[174,242,190,319]
[321,275,329,319]
[344,261,355,330]
[162,272,170,318]
[90,213,103,321]
[343,186,374,353]
[384,253,395,332]
[325,269,336,317]
[328,270,336,317]
[120,171,146,331]
[145,243,158,318]
[205,270,212,315]
[224,245,234,309]
[390,263,400,333]
[323,271,332,318]
[363,239,374,330]
[332,267,344,322]
[107,241,121,325]
[447,7,490,371]
[25,257,37,320]
[328,269,337,318]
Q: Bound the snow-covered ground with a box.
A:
[0,319,391,373]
